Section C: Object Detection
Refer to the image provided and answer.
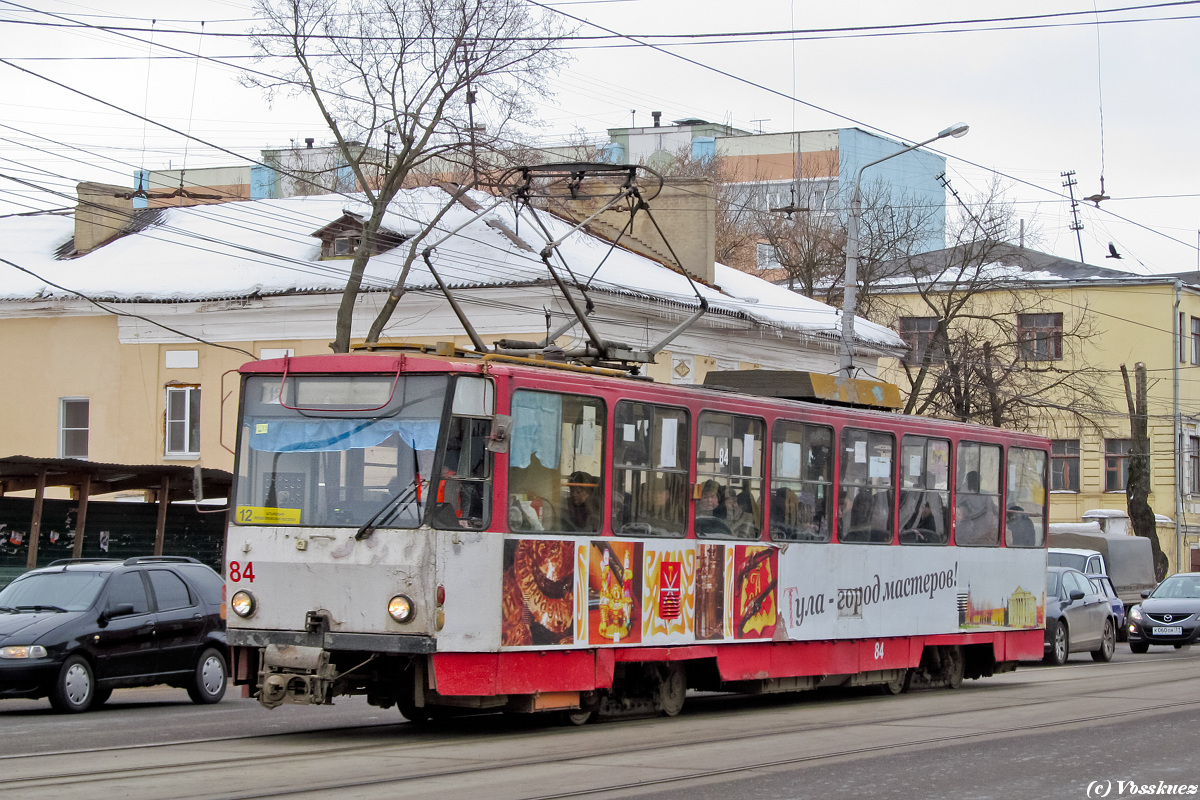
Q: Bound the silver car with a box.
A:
[1044,566,1116,665]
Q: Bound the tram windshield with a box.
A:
[233,374,450,528]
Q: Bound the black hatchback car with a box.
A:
[0,557,227,713]
[1128,572,1200,653]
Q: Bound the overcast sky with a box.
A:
[2,0,1197,275]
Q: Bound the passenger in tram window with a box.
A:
[562,471,601,532]
[1006,505,1036,547]
[718,484,759,539]
[900,491,946,544]
[838,488,874,542]
[955,470,999,545]
[695,479,731,536]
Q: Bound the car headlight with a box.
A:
[230,590,257,618]
[1129,605,1143,622]
[0,645,47,659]
[388,595,414,624]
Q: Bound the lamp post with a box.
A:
[839,122,970,377]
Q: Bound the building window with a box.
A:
[756,242,780,269]
[1182,312,1188,363]
[59,398,89,459]
[1050,439,1079,492]
[166,386,200,456]
[899,317,942,365]
[1192,317,1200,365]
[1017,313,1062,361]
[1104,438,1131,492]
[1190,436,1200,495]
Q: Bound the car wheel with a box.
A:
[91,686,113,707]
[49,655,95,713]
[186,648,227,704]
[1045,620,1069,666]
[1091,619,1115,663]
[1129,641,1149,654]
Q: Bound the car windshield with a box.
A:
[1047,552,1088,571]
[0,571,108,612]
[1150,576,1200,599]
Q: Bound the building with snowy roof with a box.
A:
[0,180,903,486]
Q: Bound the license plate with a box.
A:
[1152,626,1183,636]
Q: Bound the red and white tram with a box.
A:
[224,350,1049,721]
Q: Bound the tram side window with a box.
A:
[898,436,950,545]
[955,442,1002,546]
[838,429,894,544]
[430,377,495,530]
[612,401,689,537]
[695,413,765,539]
[507,390,605,533]
[1006,447,1048,548]
[770,421,832,542]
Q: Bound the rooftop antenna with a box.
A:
[750,118,770,134]
[1062,170,1086,263]
[1084,1,1111,207]
[177,21,205,205]
[136,19,157,201]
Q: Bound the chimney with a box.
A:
[651,111,662,128]
[74,182,134,255]
[305,137,315,149]
[548,176,716,285]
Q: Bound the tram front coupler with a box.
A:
[258,644,337,709]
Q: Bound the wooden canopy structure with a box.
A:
[0,456,232,568]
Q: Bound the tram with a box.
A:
[224,349,1049,721]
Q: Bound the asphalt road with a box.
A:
[2,646,1198,799]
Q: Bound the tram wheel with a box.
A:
[655,662,687,717]
[943,646,964,689]
[559,708,594,726]
[881,670,909,695]
[398,701,432,723]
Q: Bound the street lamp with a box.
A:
[839,122,969,377]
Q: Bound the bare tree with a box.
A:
[245,0,569,352]
[869,180,1104,430]
[752,178,940,311]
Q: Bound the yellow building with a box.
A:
[873,243,1199,575]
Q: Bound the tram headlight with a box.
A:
[230,590,257,619]
[388,595,415,624]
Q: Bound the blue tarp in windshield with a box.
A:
[247,418,440,453]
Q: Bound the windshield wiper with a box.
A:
[356,481,421,541]
[15,604,67,613]
[0,606,15,613]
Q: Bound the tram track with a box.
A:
[5,660,1198,799]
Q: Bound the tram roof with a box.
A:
[238,352,1049,446]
